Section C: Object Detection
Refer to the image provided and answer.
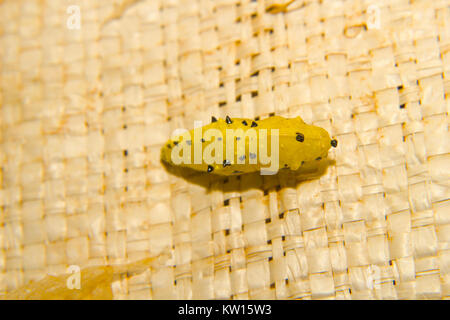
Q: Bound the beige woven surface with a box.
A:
[0,0,449,300]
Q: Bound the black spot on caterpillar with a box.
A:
[161,116,336,176]
[331,139,338,148]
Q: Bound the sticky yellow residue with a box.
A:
[1,256,169,300]
[265,0,294,14]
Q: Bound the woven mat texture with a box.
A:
[0,0,449,299]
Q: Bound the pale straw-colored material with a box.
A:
[0,0,449,300]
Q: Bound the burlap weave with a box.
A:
[0,0,449,299]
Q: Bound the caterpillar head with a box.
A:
[278,117,337,171]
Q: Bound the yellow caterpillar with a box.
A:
[161,116,337,176]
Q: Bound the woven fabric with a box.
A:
[0,0,449,300]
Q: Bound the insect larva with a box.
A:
[161,116,337,176]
